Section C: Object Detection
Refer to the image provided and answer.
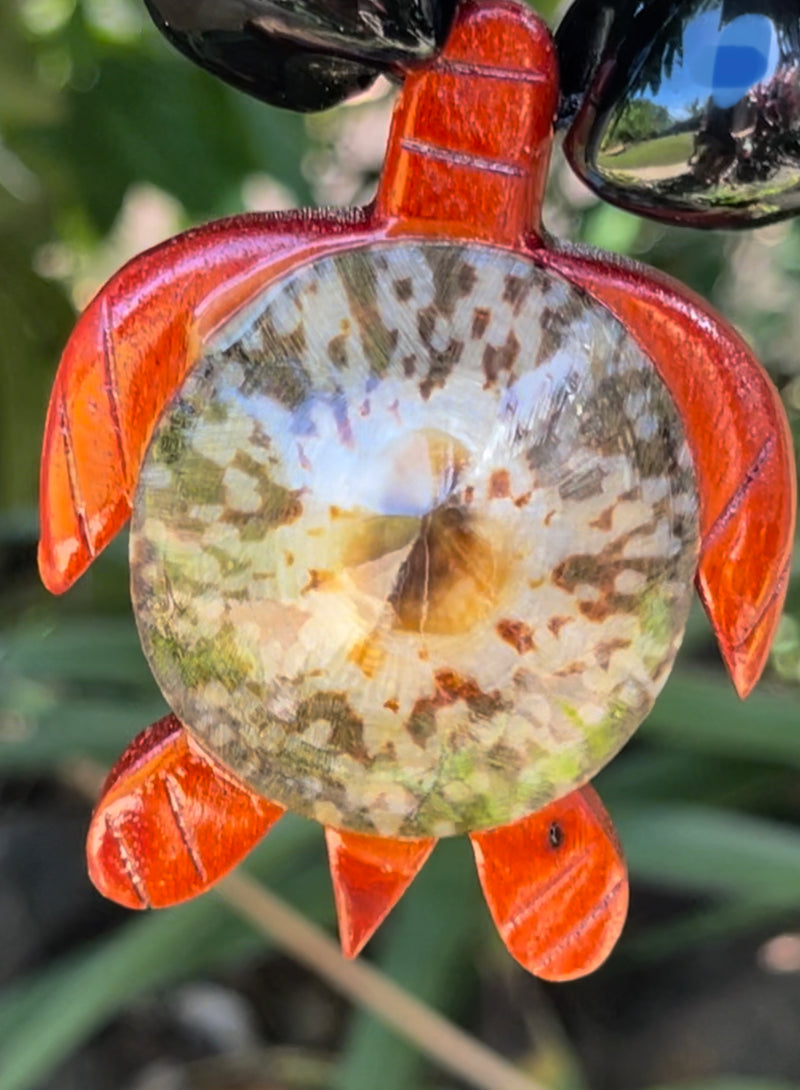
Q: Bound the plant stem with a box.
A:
[218,870,548,1090]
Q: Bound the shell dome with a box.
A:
[131,240,699,838]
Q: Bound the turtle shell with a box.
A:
[130,241,699,838]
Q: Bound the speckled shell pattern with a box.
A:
[130,242,699,839]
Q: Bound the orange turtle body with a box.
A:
[39,0,795,981]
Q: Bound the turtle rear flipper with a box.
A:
[471,785,629,981]
[87,714,284,908]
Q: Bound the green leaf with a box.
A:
[28,48,309,231]
[598,750,791,811]
[0,243,74,511]
[580,204,642,255]
[1,618,152,688]
[625,901,792,962]
[0,618,165,771]
[616,803,800,903]
[642,672,800,768]
[0,694,168,771]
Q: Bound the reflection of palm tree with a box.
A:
[669,65,800,192]
[736,67,800,182]
[690,99,737,184]
[628,0,800,193]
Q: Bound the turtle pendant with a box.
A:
[39,0,796,981]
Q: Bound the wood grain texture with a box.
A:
[326,828,435,957]
[87,714,284,908]
[470,784,628,981]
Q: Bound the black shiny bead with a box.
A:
[143,0,456,112]
[557,0,800,229]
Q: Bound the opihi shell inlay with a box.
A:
[130,241,700,838]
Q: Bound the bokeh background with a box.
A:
[1,1,799,1088]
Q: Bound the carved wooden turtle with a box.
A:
[39,0,796,980]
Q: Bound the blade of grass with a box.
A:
[1,619,152,689]
[643,672,800,768]
[0,696,169,771]
[598,751,787,809]
[616,803,800,901]
[0,901,255,1087]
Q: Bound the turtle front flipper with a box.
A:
[87,714,284,908]
[470,786,628,981]
[39,207,373,595]
[543,244,797,698]
[326,829,435,957]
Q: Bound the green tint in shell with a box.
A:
[131,242,699,838]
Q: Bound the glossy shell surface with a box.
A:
[131,241,699,838]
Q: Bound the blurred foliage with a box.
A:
[0,0,799,1089]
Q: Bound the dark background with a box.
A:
[0,1,799,1088]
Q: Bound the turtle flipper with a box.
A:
[470,786,628,981]
[39,208,371,595]
[87,714,283,908]
[325,829,435,957]
[543,244,797,697]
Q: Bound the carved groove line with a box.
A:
[733,554,792,650]
[534,876,626,972]
[437,59,552,83]
[703,434,775,549]
[506,849,591,933]
[58,389,93,556]
[163,773,208,883]
[100,294,129,492]
[400,138,527,177]
[104,812,150,907]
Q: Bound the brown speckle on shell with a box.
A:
[471,307,491,339]
[496,619,536,655]
[482,329,521,387]
[547,615,573,638]
[488,469,511,498]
